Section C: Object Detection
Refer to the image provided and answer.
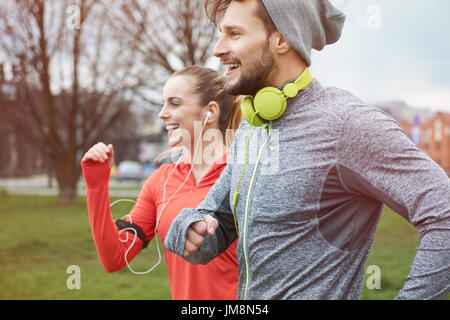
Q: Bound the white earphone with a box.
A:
[112,110,212,275]
[205,111,212,124]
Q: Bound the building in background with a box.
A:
[0,63,165,178]
[379,101,450,175]
[419,112,450,173]
[0,119,44,177]
[0,83,45,177]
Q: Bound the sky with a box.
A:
[309,0,450,112]
[2,0,448,114]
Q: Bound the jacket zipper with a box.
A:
[242,124,272,300]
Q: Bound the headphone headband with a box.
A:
[284,67,313,98]
[241,67,313,126]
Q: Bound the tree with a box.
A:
[0,0,218,203]
[0,0,145,203]
[106,0,218,110]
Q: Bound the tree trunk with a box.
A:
[54,158,80,204]
[58,183,78,204]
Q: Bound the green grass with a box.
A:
[0,194,447,300]
[0,194,171,300]
[361,206,420,299]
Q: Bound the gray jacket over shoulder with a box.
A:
[164,79,450,300]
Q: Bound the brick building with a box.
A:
[418,112,450,173]
[379,102,450,175]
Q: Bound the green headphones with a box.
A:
[240,67,313,126]
[232,67,314,234]
[233,68,313,300]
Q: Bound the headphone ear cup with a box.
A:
[253,87,287,121]
[241,97,265,127]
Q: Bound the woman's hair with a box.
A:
[172,65,242,133]
[154,65,243,166]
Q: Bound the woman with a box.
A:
[81,65,242,299]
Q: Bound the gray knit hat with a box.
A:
[261,0,346,66]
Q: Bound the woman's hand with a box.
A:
[82,142,115,168]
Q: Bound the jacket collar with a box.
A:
[276,78,322,120]
[177,152,228,182]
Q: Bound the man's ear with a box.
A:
[272,31,290,55]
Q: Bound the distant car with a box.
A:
[116,161,143,181]
[142,163,156,179]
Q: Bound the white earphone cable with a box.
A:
[111,112,211,275]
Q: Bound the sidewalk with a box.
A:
[0,175,141,198]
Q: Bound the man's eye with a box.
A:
[231,31,240,38]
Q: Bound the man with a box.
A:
[165,0,450,299]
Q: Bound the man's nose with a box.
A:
[213,36,230,59]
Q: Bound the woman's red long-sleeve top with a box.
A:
[81,154,238,300]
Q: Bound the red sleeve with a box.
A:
[81,160,144,273]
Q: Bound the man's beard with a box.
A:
[225,39,276,97]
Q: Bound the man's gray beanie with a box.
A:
[261,0,346,66]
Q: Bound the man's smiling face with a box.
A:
[213,0,277,96]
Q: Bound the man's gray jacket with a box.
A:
[164,78,450,300]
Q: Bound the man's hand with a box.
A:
[184,215,218,257]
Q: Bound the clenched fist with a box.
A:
[184,215,218,257]
[82,142,115,168]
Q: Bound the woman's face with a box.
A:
[159,75,204,150]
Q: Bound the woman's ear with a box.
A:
[205,101,220,124]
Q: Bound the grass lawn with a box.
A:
[0,194,171,300]
[0,194,446,300]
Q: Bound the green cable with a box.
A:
[232,111,260,236]
[231,113,272,300]
[242,122,272,300]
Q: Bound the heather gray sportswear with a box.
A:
[261,0,346,66]
[164,78,450,300]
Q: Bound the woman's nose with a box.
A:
[158,105,170,120]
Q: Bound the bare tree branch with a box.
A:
[0,0,220,202]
